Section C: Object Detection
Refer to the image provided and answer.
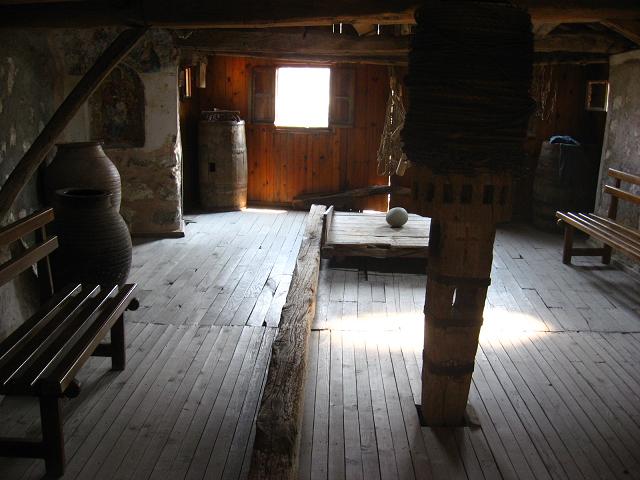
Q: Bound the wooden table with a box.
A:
[321,209,430,258]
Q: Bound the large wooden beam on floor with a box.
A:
[0,27,147,222]
[1,0,639,29]
[249,204,326,480]
[176,28,410,58]
[292,185,411,208]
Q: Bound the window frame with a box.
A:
[274,65,332,130]
[249,63,355,131]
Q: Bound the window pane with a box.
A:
[275,67,330,128]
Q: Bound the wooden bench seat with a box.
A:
[556,168,640,265]
[0,208,137,477]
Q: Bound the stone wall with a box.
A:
[595,50,640,275]
[56,29,183,235]
[0,30,59,340]
[0,28,184,340]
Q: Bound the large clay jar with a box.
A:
[52,189,132,287]
[44,142,122,211]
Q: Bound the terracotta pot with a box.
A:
[52,188,132,287]
[44,142,122,210]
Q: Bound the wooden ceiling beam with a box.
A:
[535,32,631,54]
[0,0,639,29]
[533,22,560,38]
[514,1,640,22]
[176,29,410,58]
[0,0,417,28]
[178,28,630,63]
[601,19,640,46]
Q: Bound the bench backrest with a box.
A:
[605,168,640,221]
[0,208,56,297]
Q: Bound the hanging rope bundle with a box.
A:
[402,0,534,174]
[377,69,408,176]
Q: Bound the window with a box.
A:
[250,65,355,127]
[274,67,331,128]
[586,80,609,112]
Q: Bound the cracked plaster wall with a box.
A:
[0,30,59,339]
[0,28,184,339]
[56,29,183,235]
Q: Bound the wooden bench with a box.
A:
[556,168,640,265]
[0,208,137,477]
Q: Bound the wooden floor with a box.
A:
[304,224,640,480]
[1,211,639,480]
[0,208,307,480]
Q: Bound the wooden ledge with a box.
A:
[249,204,326,480]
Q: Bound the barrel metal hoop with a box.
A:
[424,358,476,376]
[428,271,491,287]
[426,312,484,328]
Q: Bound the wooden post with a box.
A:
[39,396,64,477]
[413,167,512,426]
[0,27,147,223]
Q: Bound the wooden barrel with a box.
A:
[532,141,592,231]
[198,119,248,211]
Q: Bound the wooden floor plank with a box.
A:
[299,332,320,480]
[310,331,331,480]
[328,331,345,480]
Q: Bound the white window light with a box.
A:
[274,67,331,128]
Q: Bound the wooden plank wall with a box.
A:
[519,63,608,219]
[183,55,390,211]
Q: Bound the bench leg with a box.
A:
[602,245,612,265]
[39,396,64,477]
[111,315,126,371]
[562,224,574,265]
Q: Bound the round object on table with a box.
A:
[386,207,409,228]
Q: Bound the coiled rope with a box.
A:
[401,0,534,174]
[377,68,408,176]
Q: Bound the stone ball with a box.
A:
[385,207,409,228]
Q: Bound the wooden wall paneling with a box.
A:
[330,67,356,126]
[330,129,342,194]
[518,62,607,219]
[179,88,201,212]
[349,65,368,211]
[305,134,315,196]
[246,124,257,201]
[191,55,392,209]
[265,125,275,203]
[293,133,309,198]
[371,65,390,211]
[337,127,349,192]
[310,134,322,194]
[251,66,276,123]
[272,131,286,203]
[285,132,296,203]
[246,125,262,202]
[367,126,388,212]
